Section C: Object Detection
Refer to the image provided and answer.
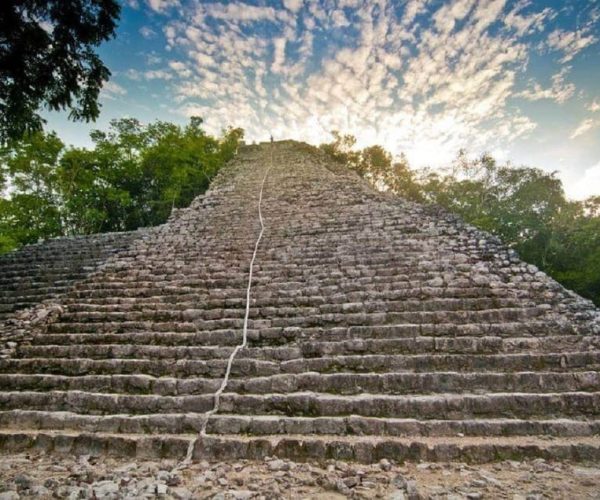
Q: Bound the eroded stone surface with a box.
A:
[0,231,141,356]
[0,140,599,462]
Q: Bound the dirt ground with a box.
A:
[1,452,600,499]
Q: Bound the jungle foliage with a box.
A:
[320,131,600,306]
[0,117,244,253]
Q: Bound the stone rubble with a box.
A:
[0,140,599,463]
[0,453,599,499]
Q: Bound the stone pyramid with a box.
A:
[1,141,599,463]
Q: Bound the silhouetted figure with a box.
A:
[270,134,274,143]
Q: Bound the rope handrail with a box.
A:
[181,143,274,464]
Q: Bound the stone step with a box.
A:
[266,308,549,328]
[0,268,90,280]
[205,414,600,438]
[46,320,219,334]
[277,351,600,374]
[1,430,599,463]
[216,391,600,419]
[0,256,108,268]
[296,336,599,356]
[44,310,542,335]
[0,410,206,434]
[255,255,470,267]
[61,286,513,306]
[0,430,192,459]
[0,251,103,263]
[192,434,600,463]
[253,272,477,286]
[67,279,249,293]
[0,374,221,396]
[30,322,582,348]
[6,289,528,312]
[2,352,598,378]
[227,371,600,395]
[64,298,248,312]
[299,321,580,340]
[57,283,535,307]
[0,391,214,414]
[34,268,485,290]
[3,371,598,396]
[318,297,525,313]
[0,358,236,378]
[58,297,525,319]
[17,336,600,361]
[31,330,243,347]
[16,344,301,361]
[64,272,249,284]
[0,277,89,288]
[1,410,599,438]
[53,307,282,324]
[0,287,73,299]
[2,272,459,288]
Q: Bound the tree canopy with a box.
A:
[320,132,600,306]
[0,118,244,253]
[0,0,120,143]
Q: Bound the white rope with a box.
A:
[181,144,273,464]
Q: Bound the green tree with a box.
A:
[319,131,360,169]
[320,132,421,200]
[546,197,600,303]
[0,131,65,250]
[358,145,392,187]
[0,117,245,252]
[57,147,126,235]
[386,153,423,202]
[0,0,121,142]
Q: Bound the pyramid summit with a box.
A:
[0,140,599,463]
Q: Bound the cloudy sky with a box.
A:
[46,0,600,199]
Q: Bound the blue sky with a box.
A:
[45,0,600,199]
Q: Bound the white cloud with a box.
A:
[569,118,600,140]
[331,9,350,28]
[401,0,429,28]
[155,0,592,171]
[101,81,127,100]
[139,26,156,38]
[125,68,173,81]
[588,100,600,113]
[563,161,600,200]
[283,0,303,13]
[143,69,173,80]
[518,68,575,104]
[202,3,279,23]
[168,61,185,71]
[547,28,597,63]
[125,69,141,81]
[168,60,191,78]
[272,38,287,73]
[504,3,554,36]
[146,52,162,65]
[147,0,179,13]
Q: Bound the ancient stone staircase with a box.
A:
[0,231,142,358]
[0,141,599,463]
[0,232,140,323]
